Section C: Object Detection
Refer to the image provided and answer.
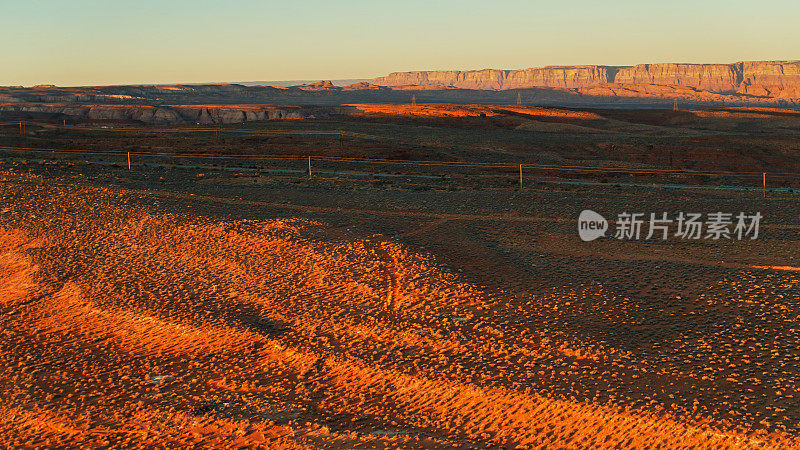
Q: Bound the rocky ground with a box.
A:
[1,158,799,448]
[3,105,800,181]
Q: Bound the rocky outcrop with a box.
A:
[613,64,741,92]
[373,61,800,98]
[739,61,800,98]
[0,104,323,125]
[341,82,386,91]
[504,66,611,89]
[296,80,338,91]
[373,66,612,90]
[613,61,800,96]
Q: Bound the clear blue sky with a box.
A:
[3,0,799,86]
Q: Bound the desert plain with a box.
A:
[1,99,800,448]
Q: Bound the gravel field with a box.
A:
[1,158,799,448]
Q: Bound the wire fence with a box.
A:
[0,119,797,192]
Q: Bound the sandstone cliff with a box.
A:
[739,61,800,98]
[373,66,611,90]
[613,64,741,92]
[373,61,800,98]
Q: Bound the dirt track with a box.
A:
[1,161,800,448]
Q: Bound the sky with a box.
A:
[3,0,800,86]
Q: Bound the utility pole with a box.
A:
[763,172,766,199]
[127,152,131,170]
[308,156,312,179]
[519,164,523,190]
[339,129,343,147]
[516,92,522,105]
[411,95,416,107]
[673,99,678,111]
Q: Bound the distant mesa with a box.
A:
[342,82,386,91]
[372,61,800,98]
[374,66,609,90]
[297,80,338,91]
[237,78,372,87]
[2,60,800,113]
[294,80,389,92]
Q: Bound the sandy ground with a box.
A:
[1,159,799,448]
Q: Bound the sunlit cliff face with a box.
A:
[373,61,800,96]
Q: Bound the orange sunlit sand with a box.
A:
[2,165,800,447]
